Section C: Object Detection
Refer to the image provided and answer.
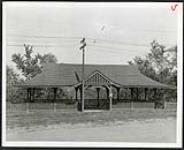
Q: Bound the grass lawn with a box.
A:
[7,108,176,129]
[6,108,177,142]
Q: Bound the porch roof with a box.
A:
[18,63,174,89]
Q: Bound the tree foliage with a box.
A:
[7,44,58,103]
[128,40,177,102]
[7,66,24,103]
[12,44,57,80]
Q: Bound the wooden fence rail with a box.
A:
[6,101,177,113]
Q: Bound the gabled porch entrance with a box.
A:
[75,70,117,111]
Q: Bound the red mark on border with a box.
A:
[171,4,178,11]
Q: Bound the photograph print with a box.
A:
[2,2,183,148]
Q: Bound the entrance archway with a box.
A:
[75,70,115,111]
[84,85,110,110]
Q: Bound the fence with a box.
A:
[112,102,155,109]
[165,102,177,109]
[6,101,177,113]
[6,103,77,113]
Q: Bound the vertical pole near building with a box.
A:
[53,88,57,103]
[27,88,29,102]
[145,88,148,101]
[75,87,78,102]
[26,88,30,113]
[80,38,86,112]
[130,88,133,100]
[136,88,139,101]
[109,86,113,111]
[130,88,133,110]
[153,88,157,109]
[32,88,34,102]
[82,47,85,112]
[53,88,57,112]
[96,88,100,108]
[116,87,120,103]
[29,88,32,102]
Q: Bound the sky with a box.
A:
[4,2,178,70]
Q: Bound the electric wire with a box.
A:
[6,35,176,53]
[86,37,150,47]
[7,34,82,40]
[87,44,142,55]
[7,34,150,47]
[7,43,79,47]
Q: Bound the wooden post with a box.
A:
[104,86,110,110]
[103,86,111,110]
[153,88,157,109]
[109,86,112,111]
[162,89,166,109]
[160,88,165,109]
[106,86,109,99]
[75,87,79,111]
[46,88,49,103]
[80,38,86,112]
[75,87,78,102]
[32,88,35,103]
[116,87,120,103]
[77,87,82,111]
[130,88,133,99]
[96,88,100,108]
[130,88,133,110]
[29,88,32,103]
[82,82,85,112]
[53,88,57,102]
[27,88,29,102]
[145,88,148,101]
[136,88,139,101]
[26,88,30,113]
[28,88,30,102]
[53,88,57,112]
[154,88,157,95]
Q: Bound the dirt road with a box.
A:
[7,117,176,143]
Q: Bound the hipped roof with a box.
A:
[19,63,173,89]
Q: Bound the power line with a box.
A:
[7,34,150,47]
[7,43,79,47]
[87,44,144,54]
[86,37,150,47]
[7,43,145,53]
[7,34,82,40]
[6,43,145,57]
[7,35,175,52]
[7,42,175,55]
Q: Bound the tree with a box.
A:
[12,44,58,80]
[9,44,59,103]
[128,40,177,85]
[128,40,177,104]
[7,66,24,103]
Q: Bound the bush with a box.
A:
[7,66,25,103]
[7,86,25,103]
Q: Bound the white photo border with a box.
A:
[2,1,183,148]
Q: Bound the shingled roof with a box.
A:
[19,63,172,89]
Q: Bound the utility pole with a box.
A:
[80,38,86,112]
